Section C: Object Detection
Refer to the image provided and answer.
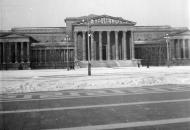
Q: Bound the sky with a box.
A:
[0,0,190,30]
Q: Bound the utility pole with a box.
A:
[66,34,70,71]
[87,17,91,76]
[164,34,170,67]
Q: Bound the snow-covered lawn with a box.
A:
[1,66,190,94]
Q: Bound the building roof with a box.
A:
[168,30,190,39]
[0,33,31,39]
[11,27,66,34]
[65,14,98,21]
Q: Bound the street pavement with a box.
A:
[1,84,190,130]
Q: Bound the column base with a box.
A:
[0,62,30,70]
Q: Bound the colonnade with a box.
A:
[0,42,30,64]
[171,39,190,59]
[74,30,134,61]
[31,48,73,64]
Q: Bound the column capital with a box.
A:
[107,31,111,34]
[82,31,86,34]
[90,31,94,34]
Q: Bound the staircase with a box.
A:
[78,60,139,68]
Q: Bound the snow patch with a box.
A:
[1,66,190,94]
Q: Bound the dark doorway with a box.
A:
[102,44,107,60]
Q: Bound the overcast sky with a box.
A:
[0,0,190,30]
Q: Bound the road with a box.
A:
[1,84,190,130]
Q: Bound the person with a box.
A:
[19,63,23,70]
[137,60,141,68]
[146,58,150,68]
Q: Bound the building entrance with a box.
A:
[102,44,107,60]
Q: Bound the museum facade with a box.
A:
[0,14,189,70]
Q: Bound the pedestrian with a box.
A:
[146,59,149,68]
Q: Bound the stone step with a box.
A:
[78,60,138,68]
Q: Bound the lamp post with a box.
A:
[164,34,170,67]
[66,34,70,71]
[87,18,91,76]
[82,17,92,76]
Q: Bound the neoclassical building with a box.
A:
[0,14,189,70]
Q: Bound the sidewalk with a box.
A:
[1,66,190,94]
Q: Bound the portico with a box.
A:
[0,34,31,70]
[72,15,136,66]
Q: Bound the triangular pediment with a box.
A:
[75,15,136,26]
[4,34,28,38]
[0,33,30,42]
[178,30,190,35]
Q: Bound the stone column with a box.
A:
[15,42,18,63]
[188,40,190,59]
[0,42,2,64]
[39,49,42,64]
[122,31,127,60]
[131,31,135,59]
[8,43,11,63]
[21,42,24,63]
[2,42,5,64]
[168,39,172,60]
[44,49,46,64]
[27,42,30,63]
[115,31,119,60]
[107,31,111,60]
[174,39,177,59]
[182,39,186,59]
[35,50,38,64]
[74,31,78,61]
[176,39,181,59]
[91,32,94,60]
[170,39,174,59]
[99,31,102,61]
[0,43,1,64]
[82,31,86,61]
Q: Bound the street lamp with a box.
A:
[83,17,92,76]
[66,34,70,71]
[82,17,92,76]
[88,25,92,76]
[164,34,170,67]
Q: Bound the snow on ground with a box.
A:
[0,66,190,94]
